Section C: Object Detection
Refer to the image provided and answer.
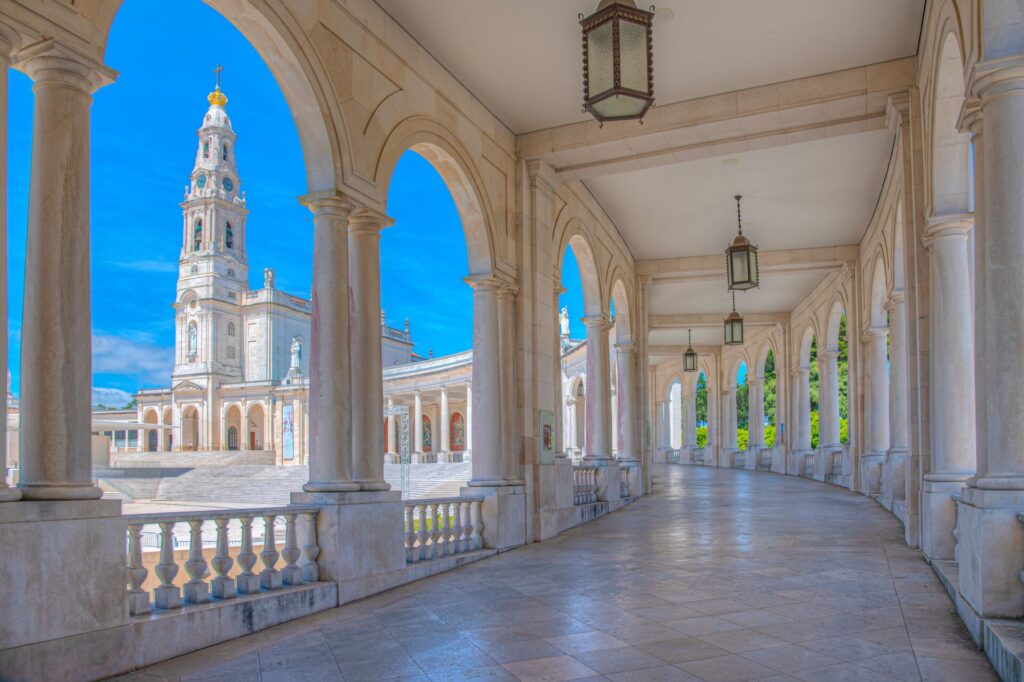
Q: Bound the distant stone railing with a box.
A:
[124,506,320,616]
[573,465,598,505]
[619,466,630,498]
[757,448,773,471]
[692,448,706,465]
[403,497,483,563]
[730,449,747,469]
[824,448,844,484]
[801,452,816,478]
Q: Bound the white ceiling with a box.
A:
[648,270,829,318]
[587,129,894,261]
[375,0,924,134]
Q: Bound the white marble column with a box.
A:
[497,284,521,483]
[18,41,114,500]
[439,388,450,456]
[583,315,613,460]
[615,344,637,461]
[958,62,1024,621]
[349,208,392,490]
[884,291,909,505]
[0,34,15,500]
[302,192,359,493]
[921,215,976,559]
[553,287,566,457]
[465,383,473,457]
[819,351,840,447]
[796,369,812,452]
[683,392,697,449]
[748,379,765,448]
[669,391,682,450]
[861,329,889,494]
[721,389,737,451]
[386,397,398,456]
[413,391,424,458]
[466,277,504,485]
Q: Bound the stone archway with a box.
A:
[181,406,200,451]
[225,405,242,451]
[247,403,266,451]
[142,409,159,452]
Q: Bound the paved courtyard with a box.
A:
[117,465,996,682]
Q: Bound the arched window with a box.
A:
[451,413,466,451]
[222,143,229,161]
[193,219,203,252]
[225,221,234,249]
[227,322,236,337]
[202,141,209,159]
[190,264,198,275]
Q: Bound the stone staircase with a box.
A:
[144,462,472,506]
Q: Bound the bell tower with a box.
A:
[174,68,248,379]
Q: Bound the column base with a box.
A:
[593,460,622,502]
[921,476,969,561]
[459,485,526,551]
[19,482,103,501]
[210,576,236,600]
[302,481,361,493]
[467,478,510,487]
[957,486,1024,621]
[356,479,392,492]
[0,487,21,502]
[859,451,885,495]
[0,500,125,650]
[881,448,908,510]
[290,490,405,582]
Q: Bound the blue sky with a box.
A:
[6,1,587,406]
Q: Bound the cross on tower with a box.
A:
[213,64,224,89]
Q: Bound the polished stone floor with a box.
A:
[117,465,996,682]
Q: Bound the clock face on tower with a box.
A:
[222,177,234,192]
[196,174,207,188]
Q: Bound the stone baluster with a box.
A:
[17,40,114,501]
[154,522,181,610]
[236,515,259,594]
[470,499,484,550]
[126,522,150,615]
[427,503,440,560]
[259,514,282,589]
[443,502,455,556]
[404,504,416,563]
[183,519,210,604]
[303,193,359,493]
[453,501,465,553]
[211,517,235,599]
[460,501,472,553]
[299,511,320,583]
[280,512,303,586]
[349,209,393,490]
[416,504,428,562]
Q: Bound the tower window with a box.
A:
[222,144,229,161]
[203,141,209,159]
[193,219,203,252]
[190,265,198,275]
[225,221,234,249]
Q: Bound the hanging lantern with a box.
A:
[683,330,698,372]
[724,293,744,346]
[580,0,655,124]
[726,195,759,291]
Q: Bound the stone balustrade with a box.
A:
[403,497,483,563]
[573,466,598,505]
[730,449,747,469]
[757,448,773,472]
[692,448,706,465]
[824,448,844,484]
[619,466,630,498]
[124,506,320,616]
[801,453,816,478]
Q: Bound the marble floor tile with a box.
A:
[124,466,998,682]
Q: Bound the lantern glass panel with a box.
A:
[619,19,649,92]
[587,21,614,96]
[730,249,749,286]
[684,351,698,372]
[592,94,648,119]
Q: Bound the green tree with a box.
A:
[764,425,776,447]
[736,382,749,429]
[737,427,749,451]
[838,315,849,442]
[696,373,708,426]
[696,426,708,448]
[764,350,777,427]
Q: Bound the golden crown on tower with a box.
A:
[208,64,227,107]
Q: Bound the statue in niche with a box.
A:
[422,416,432,452]
[263,267,275,289]
[559,307,570,337]
[187,324,198,357]
[290,337,302,371]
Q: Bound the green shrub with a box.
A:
[764,425,775,447]
[696,426,708,448]
[737,428,749,451]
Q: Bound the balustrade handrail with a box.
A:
[124,504,319,525]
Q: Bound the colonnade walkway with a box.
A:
[118,466,995,682]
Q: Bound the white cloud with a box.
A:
[92,387,134,409]
[92,333,174,386]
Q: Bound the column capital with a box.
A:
[348,207,394,235]
[582,314,613,331]
[15,38,116,94]
[748,377,765,387]
[885,91,912,133]
[957,99,984,137]
[862,326,888,341]
[970,55,1024,106]
[300,190,356,218]
[497,282,519,300]
[464,274,502,292]
[794,367,811,377]
[818,350,840,362]
[923,213,973,248]
[526,160,559,194]
[884,289,906,309]
[615,343,636,354]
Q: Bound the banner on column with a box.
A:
[539,409,555,464]
[283,405,295,461]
